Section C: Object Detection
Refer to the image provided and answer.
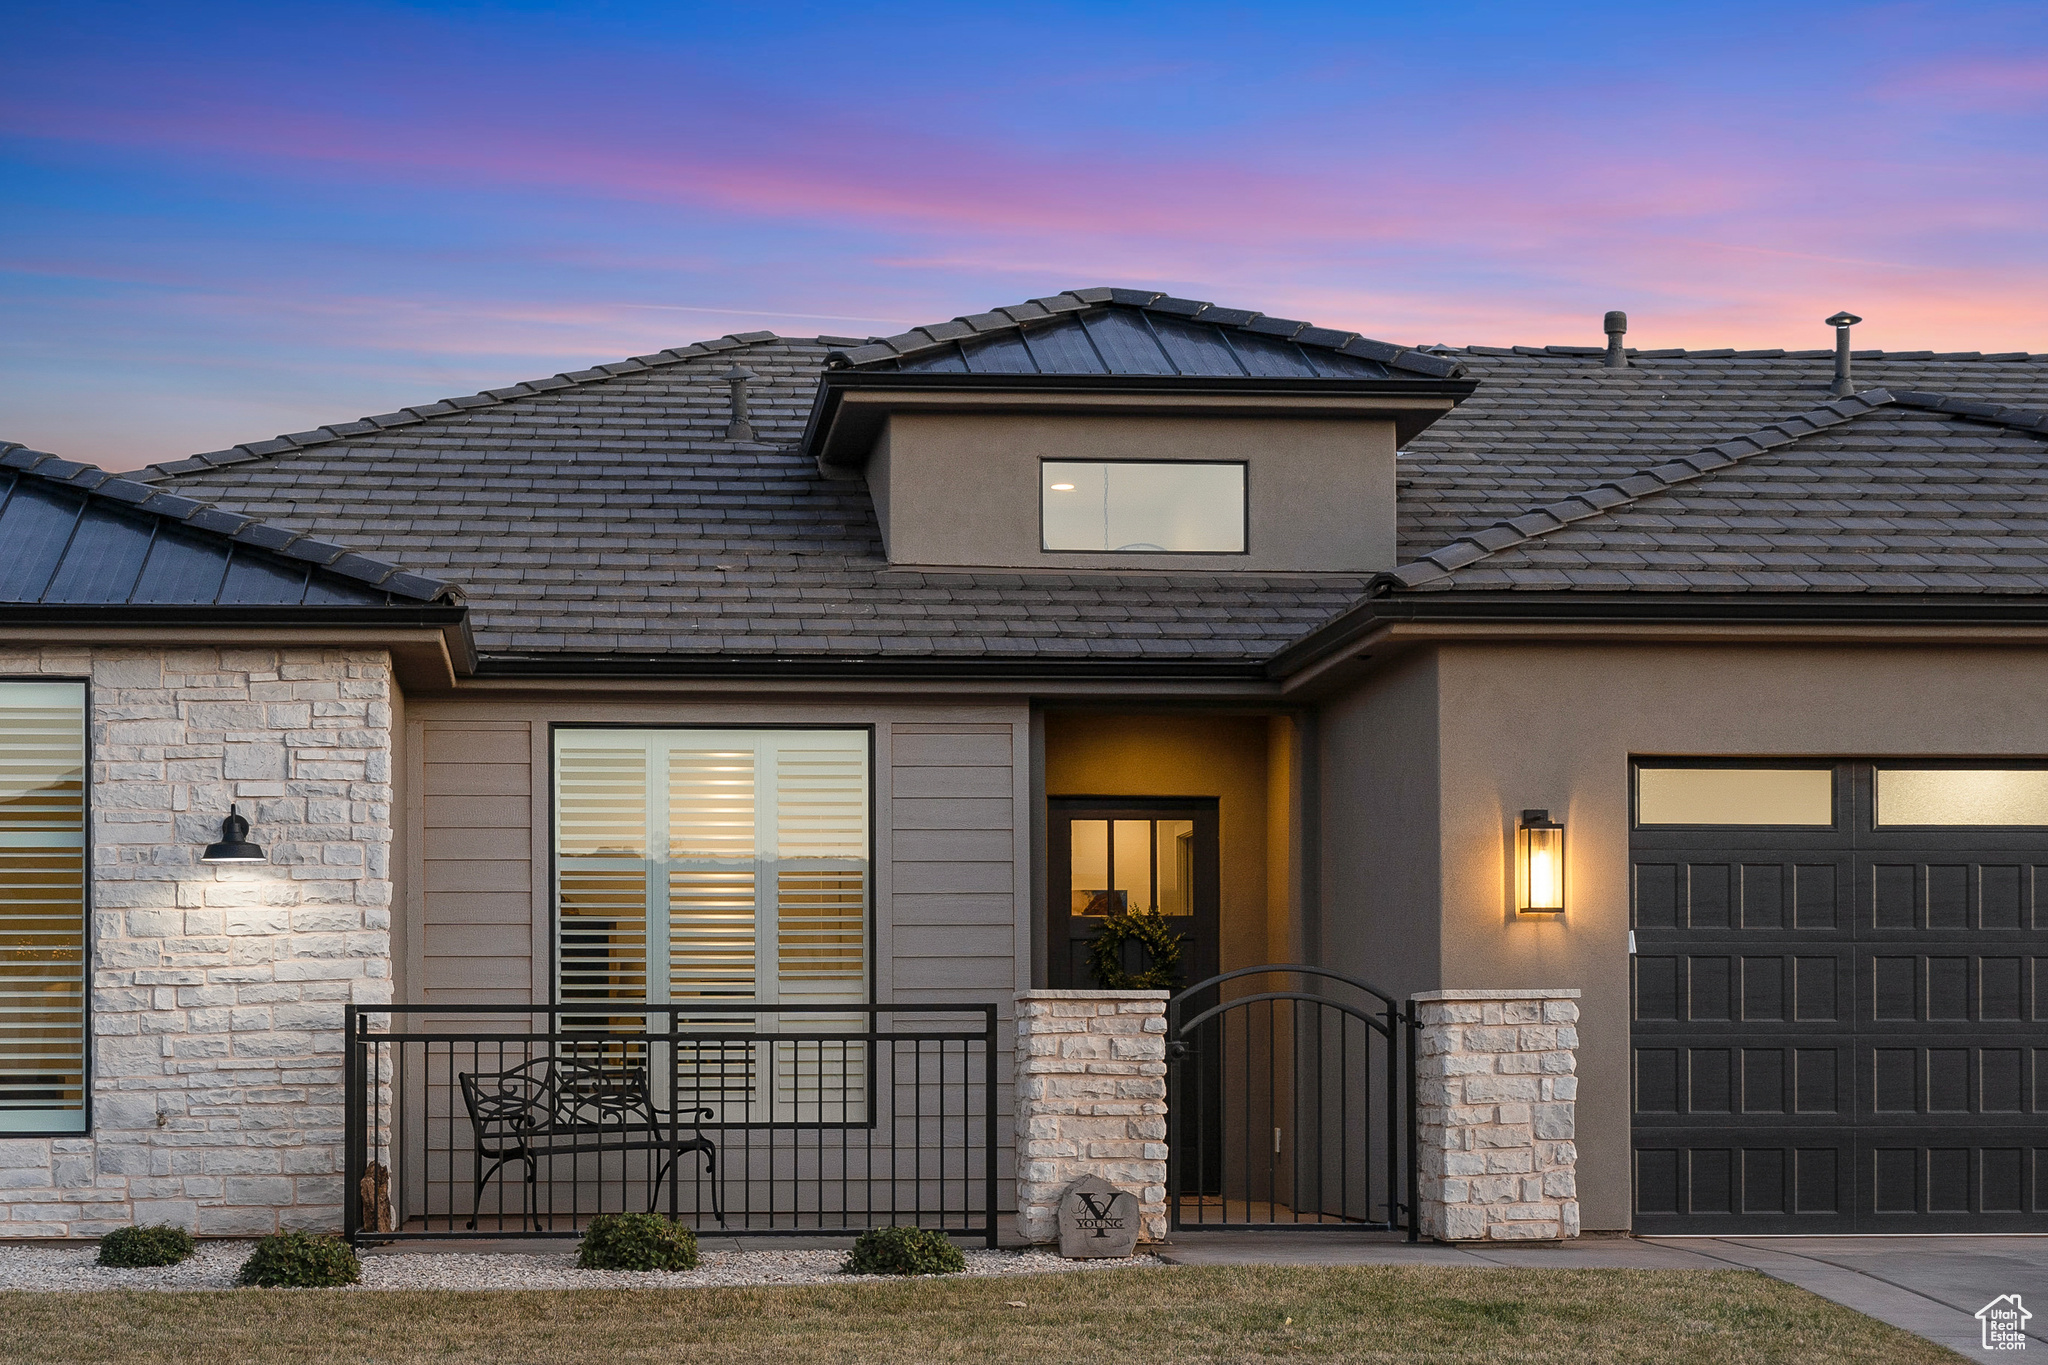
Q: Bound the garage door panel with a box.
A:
[1633,760,2048,1233]
[1632,1135,1855,1233]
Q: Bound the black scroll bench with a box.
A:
[457,1057,724,1229]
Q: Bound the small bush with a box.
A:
[576,1213,699,1272]
[97,1223,196,1268]
[235,1231,361,1288]
[841,1226,966,1276]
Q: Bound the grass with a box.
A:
[0,1265,1964,1364]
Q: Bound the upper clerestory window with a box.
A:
[1041,461,1246,554]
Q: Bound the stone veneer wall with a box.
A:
[1413,988,1580,1244]
[0,647,394,1238]
[1013,990,1167,1245]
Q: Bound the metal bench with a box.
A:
[457,1057,723,1229]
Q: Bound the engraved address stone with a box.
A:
[1057,1173,1140,1258]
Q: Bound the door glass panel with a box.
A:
[1636,768,1833,826]
[1113,820,1152,912]
[1876,769,2048,827]
[1156,820,1195,916]
[1070,820,1113,914]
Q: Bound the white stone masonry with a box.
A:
[1413,988,1580,1244]
[1013,990,1167,1245]
[0,647,394,1238]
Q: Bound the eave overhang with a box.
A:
[1270,589,2048,692]
[801,371,1477,476]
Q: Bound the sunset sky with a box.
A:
[3,1,2044,467]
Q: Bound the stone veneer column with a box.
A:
[1013,990,1167,1245]
[0,646,394,1238]
[1412,988,1580,1244]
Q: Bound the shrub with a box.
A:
[97,1223,196,1268]
[576,1213,699,1272]
[842,1226,966,1277]
[235,1231,361,1288]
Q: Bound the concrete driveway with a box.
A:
[1154,1231,2048,1357]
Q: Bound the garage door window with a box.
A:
[1875,768,2048,827]
[1635,767,1834,827]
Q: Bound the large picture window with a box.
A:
[1041,461,1247,553]
[553,728,869,1120]
[0,681,87,1134]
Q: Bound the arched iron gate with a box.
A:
[1167,965,1416,1238]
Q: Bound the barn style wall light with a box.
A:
[201,804,266,863]
[1516,809,1564,914]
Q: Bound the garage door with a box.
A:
[1631,761,2048,1233]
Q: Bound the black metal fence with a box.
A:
[344,1003,998,1245]
[1167,966,1417,1237]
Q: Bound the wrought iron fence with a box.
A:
[1167,966,1417,1237]
[344,1003,998,1245]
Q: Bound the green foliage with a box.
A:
[97,1223,196,1268]
[234,1231,361,1288]
[841,1226,967,1277]
[1085,908,1184,990]
[576,1213,700,1272]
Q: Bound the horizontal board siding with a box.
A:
[420,723,534,1002]
[888,724,1018,1003]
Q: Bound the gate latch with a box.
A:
[1165,1039,1189,1061]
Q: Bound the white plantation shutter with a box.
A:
[554,730,869,1117]
[0,682,86,1133]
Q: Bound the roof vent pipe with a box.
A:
[1825,312,1862,396]
[1603,311,1629,369]
[722,366,757,441]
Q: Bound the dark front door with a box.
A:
[1047,798,1219,991]
[1632,760,2048,1233]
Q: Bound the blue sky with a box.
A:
[3,1,2044,466]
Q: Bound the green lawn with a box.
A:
[0,1266,1964,1364]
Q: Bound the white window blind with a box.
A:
[555,729,868,1119]
[0,681,86,1134]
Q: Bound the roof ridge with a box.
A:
[0,440,456,603]
[137,331,831,483]
[1457,345,2044,362]
[1392,390,1899,588]
[821,287,1467,380]
[1889,391,2048,434]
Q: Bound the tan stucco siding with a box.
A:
[873,411,1398,573]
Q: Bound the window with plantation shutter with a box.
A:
[0,681,87,1134]
[554,729,868,1119]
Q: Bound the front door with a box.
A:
[1047,798,1219,991]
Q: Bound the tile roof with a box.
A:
[0,442,453,606]
[1395,392,2048,592]
[131,308,2048,663]
[827,287,1465,380]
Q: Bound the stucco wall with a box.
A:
[1329,639,2048,1232]
[872,411,1398,573]
[0,646,393,1237]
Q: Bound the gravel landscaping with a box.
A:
[0,1241,1158,1292]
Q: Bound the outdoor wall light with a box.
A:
[1516,809,1564,914]
[201,804,266,863]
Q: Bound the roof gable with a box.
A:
[826,288,1465,381]
[0,442,452,606]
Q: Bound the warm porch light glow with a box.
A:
[1517,809,1564,914]
[1049,483,1075,491]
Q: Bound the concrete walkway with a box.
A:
[1154,1231,2048,1358]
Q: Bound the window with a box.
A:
[1068,818,1194,916]
[554,729,868,1120]
[1635,766,1834,827]
[1041,461,1246,553]
[0,681,86,1134]
[1876,767,2048,827]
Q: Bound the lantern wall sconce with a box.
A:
[201,804,266,864]
[1516,808,1564,914]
